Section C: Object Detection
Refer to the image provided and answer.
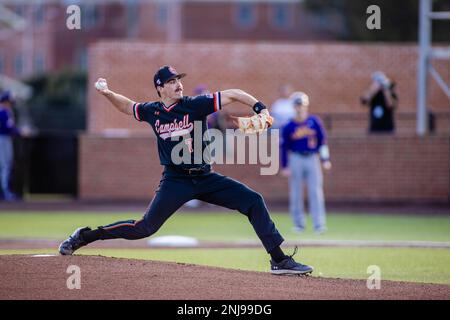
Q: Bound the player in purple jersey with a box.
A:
[281,92,331,234]
[0,92,20,201]
[59,66,313,276]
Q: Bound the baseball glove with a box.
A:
[233,110,274,134]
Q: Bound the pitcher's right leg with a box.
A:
[59,176,194,255]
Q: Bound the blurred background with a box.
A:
[0,0,449,208]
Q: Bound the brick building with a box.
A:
[0,0,341,79]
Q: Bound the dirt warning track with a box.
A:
[0,255,449,300]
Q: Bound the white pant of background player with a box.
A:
[288,152,327,233]
[0,135,13,200]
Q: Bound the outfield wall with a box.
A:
[87,41,450,135]
[82,41,450,204]
[79,134,450,204]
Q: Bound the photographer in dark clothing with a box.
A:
[361,71,398,133]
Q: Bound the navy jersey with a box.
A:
[133,92,222,167]
[281,115,327,168]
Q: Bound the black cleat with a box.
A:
[58,227,90,255]
[270,246,314,276]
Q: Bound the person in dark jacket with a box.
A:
[361,71,398,133]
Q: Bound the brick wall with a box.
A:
[181,2,336,41]
[81,41,450,203]
[0,1,345,79]
[79,134,450,204]
[0,4,57,78]
[0,3,129,78]
[87,41,450,135]
[53,3,129,70]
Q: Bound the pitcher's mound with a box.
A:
[0,255,449,300]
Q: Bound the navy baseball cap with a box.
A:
[153,65,186,88]
[0,91,14,103]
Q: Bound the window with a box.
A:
[156,3,168,26]
[34,52,45,73]
[127,0,139,37]
[76,49,87,70]
[270,3,293,29]
[34,4,45,26]
[83,4,101,28]
[14,54,24,76]
[14,4,25,17]
[0,53,4,74]
[235,3,257,28]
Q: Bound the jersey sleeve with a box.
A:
[133,102,152,123]
[312,116,326,146]
[189,92,222,117]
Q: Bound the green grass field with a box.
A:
[1,211,450,285]
[1,211,450,242]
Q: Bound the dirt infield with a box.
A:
[0,255,449,300]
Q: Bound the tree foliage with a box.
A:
[24,70,87,132]
[303,0,449,42]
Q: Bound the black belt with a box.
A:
[165,165,211,175]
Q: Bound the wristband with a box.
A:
[252,101,267,114]
[319,145,330,161]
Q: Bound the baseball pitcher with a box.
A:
[59,65,313,275]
